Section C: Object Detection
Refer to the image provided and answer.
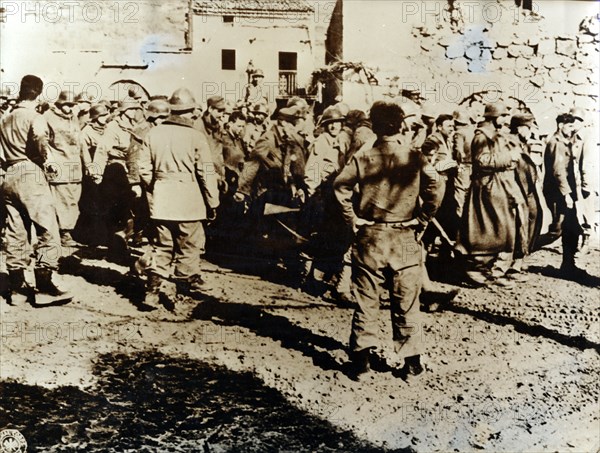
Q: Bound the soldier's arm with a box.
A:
[138,136,153,189]
[472,133,513,170]
[237,134,270,196]
[547,140,571,196]
[334,156,360,226]
[126,135,142,185]
[195,133,220,210]
[418,153,444,226]
[31,114,51,163]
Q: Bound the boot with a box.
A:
[347,347,372,380]
[34,268,71,299]
[176,274,208,297]
[4,269,35,305]
[578,234,591,257]
[144,273,162,309]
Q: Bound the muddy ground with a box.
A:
[0,239,598,452]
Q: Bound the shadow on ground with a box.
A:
[0,351,410,452]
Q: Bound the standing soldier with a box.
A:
[100,97,143,261]
[543,113,585,276]
[457,103,525,286]
[0,75,71,304]
[195,95,227,191]
[127,99,171,247]
[79,103,111,245]
[74,93,92,129]
[139,88,220,309]
[334,101,443,379]
[452,109,475,219]
[234,106,308,282]
[243,103,270,152]
[569,107,598,257]
[44,90,85,247]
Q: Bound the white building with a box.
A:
[0,0,335,106]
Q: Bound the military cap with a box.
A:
[568,107,585,122]
[278,106,304,122]
[207,95,227,110]
[252,103,270,116]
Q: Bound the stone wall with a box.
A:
[404,5,599,134]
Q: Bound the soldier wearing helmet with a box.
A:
[195,95,227,193]
[78,102,111,245]
[43,90,85,248]
[243,102,271,153]
[125,99,171,248]
[99,97,144,261]
[138,87,220,312]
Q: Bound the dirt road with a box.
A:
[0,242,598,452]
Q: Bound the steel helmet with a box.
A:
[145,99,171,119]
[168,88,197,112]
[89,103,110,121]
[56,90,76,106]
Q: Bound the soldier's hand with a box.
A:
[207,208,217,223]
[565,193,574,209]
[233,192,249,214]
[131,185,142,198]
[44,163,59,181]
[353,217,375,233]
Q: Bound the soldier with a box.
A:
[44,90,85,247]
[139,88,219,308]
[508,113,542,279]
[0,75,70,304]
[457,103,526,287]
[243,102,271,153]
[100,97,143,260]
[244,68,270,107]
[234,106,308,282]
[452,109,475,219]
[569,107,598,257]
[334,101,443,379]
[74,93,92,129]
[221,110,248,183]
[79,103,111,245]
[543,113,585,276]
[195,95,227,191]
[301,106,352,298]
[127,99,171,247]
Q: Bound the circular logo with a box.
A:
[0,430,27,453]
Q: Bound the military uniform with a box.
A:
[44,105,84,233]
[139,114,219,282]
[0,82,69,302]
[334,135,443,360]
[457,121,526,279]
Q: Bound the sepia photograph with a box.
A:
[0,0,598,451]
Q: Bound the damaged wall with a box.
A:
[342,0,599,134]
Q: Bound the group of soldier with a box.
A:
[0,72,597,379]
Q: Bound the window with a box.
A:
[278,52,298,71]
[223,15,234,23]
[222,49,236,70]
[514,0,533,11]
